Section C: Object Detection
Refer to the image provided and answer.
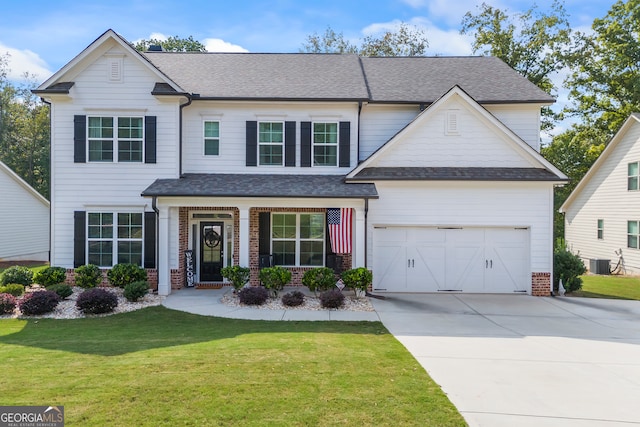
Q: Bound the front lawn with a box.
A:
[0,306,465,426]
[574,275,640,300]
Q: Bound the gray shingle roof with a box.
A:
[143,52,369,100]
[348,167,565,181]
[32,82,75,95]
[142,174,379,198]
[360,56,553,103]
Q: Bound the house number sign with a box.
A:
[185,250,195,287]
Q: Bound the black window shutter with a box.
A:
[246,121,257,166]
[339,121,351,167]
[258,212,271,255]
[284,121,296,167]
[144,212,157,269]
[74,115,86,163]
[145,116,157,164]
[74,211,86,268]
[300,121,311,167]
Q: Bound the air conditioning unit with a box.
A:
[590,259,610,275]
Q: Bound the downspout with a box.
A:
[364,197,369,268]
[357,101,363,164]
[41,97,52,264]
[178,95,193,176]
[152,196,159,293]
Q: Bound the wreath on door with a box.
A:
[204,229,221,248]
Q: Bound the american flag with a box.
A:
[327,208,352,254]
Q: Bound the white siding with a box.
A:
[564,123,640,273]
[359,104,419,161]
[182,101,359,174]
[50,40,180,267]
[486,104,542,151]
[0,166,49,261]
[367,181,554,274]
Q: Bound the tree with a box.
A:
[461,1,572,134]
[564,0,640,137]
[301,23,428,56]
[134,35,206,52]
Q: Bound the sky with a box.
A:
[0,0,616,137]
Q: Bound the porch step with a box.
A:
[195,283,226,290]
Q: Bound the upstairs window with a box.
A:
[88,116,143,162]
[597,219,604,240]
[628,162,639,190]
[204,121,220,155]
[258,122,284,166]
[313,122,338,166]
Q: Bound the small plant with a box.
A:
[238,286,269,305]
[259,266,291,297]
[1,265,33,286]
[33,266,67,287]
[554,246,587,293]
[302,267,336,295]
[0,293,17,315]
[107,263,147,288]
[341,267,373,297]
[319,289,345,309]
[76,288,118,314]
[124,281,149,302]
[46,283,73,300]
[281,290,305,307]
[74,264,103,289]
[221,265,251,292]
[18,290,60,315]
[0,284,25,297]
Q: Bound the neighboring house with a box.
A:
[0,160,50,262]
[561,113,640,274]
[34,29,566,296]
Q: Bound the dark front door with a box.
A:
[200,222,224,281]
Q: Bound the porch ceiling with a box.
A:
[141,173,378,199]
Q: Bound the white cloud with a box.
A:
[203,38,249,53]
[0,42,52,81]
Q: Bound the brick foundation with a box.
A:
[531,272,551,296]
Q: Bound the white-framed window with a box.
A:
[88,212,143,266]
[313,122,338,166]
[88,116,143,162]
[628,162,639,190]
[597,219,604,240]
[628,220,639,249]
[271,213,325,266]
[204,121,220,156]
[258,122,284,166]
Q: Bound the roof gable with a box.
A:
[348,85,566,180]
[560,114,640,212]
[0,161,49,207]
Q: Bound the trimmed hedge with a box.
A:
[319,289,345,309]
[33,266,67,287]
[76,288,118,314]
[0,293,17,315]
[1,266,33,286]
[19,291,60,315]
[0,284,25,297]
[47,283,73,300]
[75,264,102,289]
[238,286,269,305]
[124,281,149,302]
[107,263,147,288]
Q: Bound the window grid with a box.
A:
[271,213,325,266]
[258,122,284,166]
[597,219,604,240]
[628,220,639,249]
[204,121,220,156]
[87,212,143,267]
[628,162,639,190]
[87,116,144,163]
[117,117,143,162]
[313,122,338,166]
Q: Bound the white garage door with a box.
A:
[372,227,529,293]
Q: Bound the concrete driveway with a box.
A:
[370,294,640,427]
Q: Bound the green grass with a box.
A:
[574,275,640,300]
[0,307,465,426]
[0,263,48,275]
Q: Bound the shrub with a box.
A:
[107,263,147,288]
[46,283,73,300]
[124,280,149,302]
[238,286,269,305]
[33,266,67,287]
[302,267,336,295]
[74,264,103,289]
[221,265,251,292]
[319,289,345,309]
[76,288,118,314]
[0,293,17,315]
[0,284,25,297]
[554,247,587,293]
[1,266,33,286]
[341,267,373,296]
[18,291,60,315]
[259,266,291,297]
[281,290,305,307]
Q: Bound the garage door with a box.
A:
[372,227,529,293]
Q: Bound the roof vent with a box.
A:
[445,110,459,135]
[148,45,163,52]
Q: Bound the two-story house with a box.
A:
[34,30,566,296]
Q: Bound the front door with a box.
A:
[200,222,224,281]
